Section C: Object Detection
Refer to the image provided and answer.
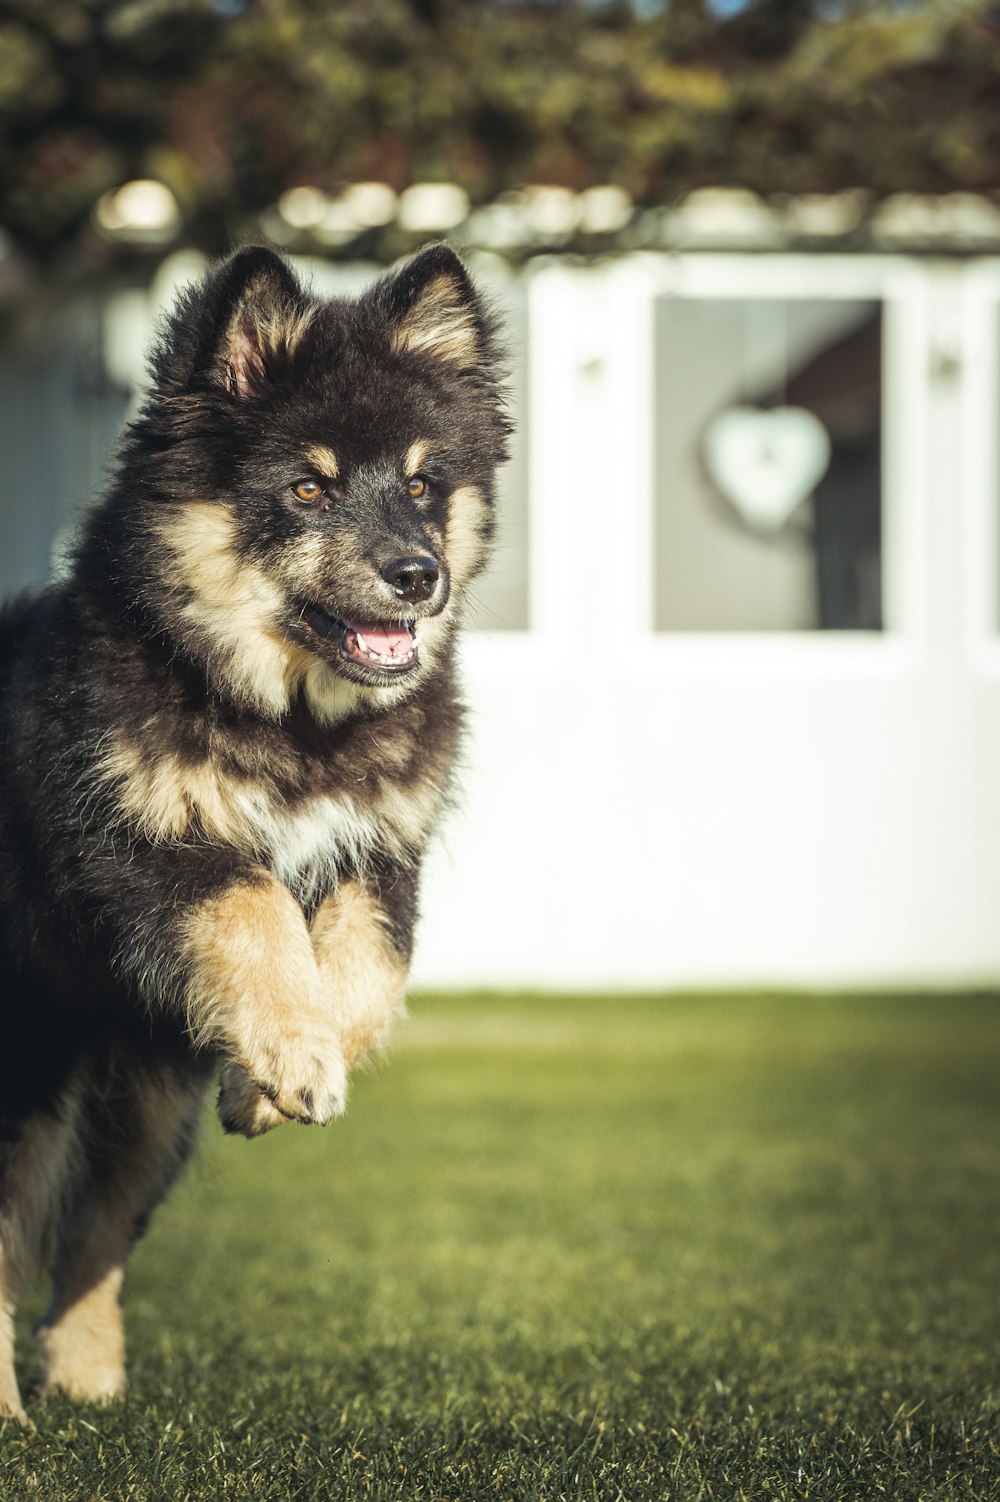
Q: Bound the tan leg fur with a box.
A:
[310,880,409,1067]
[218,878,408,1135]
[190,871,347,1133]
[0,1103,83,1423]
[38,1075,204,1403]
[38,1266,126,1403]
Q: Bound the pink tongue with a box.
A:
[352,623,412,656]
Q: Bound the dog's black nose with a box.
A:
[381,556,440,603]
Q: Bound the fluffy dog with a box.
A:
[0,243,508,1421]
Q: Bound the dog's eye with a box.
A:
[407,476,428,500]
[291,479,325,505]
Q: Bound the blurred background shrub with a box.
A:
[0,0,995,275]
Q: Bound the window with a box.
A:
[653,295,883,632]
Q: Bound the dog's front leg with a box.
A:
[309,873,414,1068]
[180,868,347,1132]
[216,866,415,1134]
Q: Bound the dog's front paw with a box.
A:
[233,1015,348,1126]
[217,1063,288,1137]
[0,1396,29,1427]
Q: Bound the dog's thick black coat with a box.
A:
[0,244,508,1419]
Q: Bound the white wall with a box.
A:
[411,254,1000,990]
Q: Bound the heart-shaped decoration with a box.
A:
[702,405,832,533]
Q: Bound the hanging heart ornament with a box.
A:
[702,405,832,533]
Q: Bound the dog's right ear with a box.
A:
[153,246,314,399]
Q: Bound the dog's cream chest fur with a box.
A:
[98,735,440,899]
[230,785,383,901]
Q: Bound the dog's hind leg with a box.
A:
[36,1066,205,1404]
[0,1103,83,1423]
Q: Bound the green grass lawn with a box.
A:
[3,993,1000,1500]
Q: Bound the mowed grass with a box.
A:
[3,993,1000,1500]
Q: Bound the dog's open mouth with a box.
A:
[300,606,418,675]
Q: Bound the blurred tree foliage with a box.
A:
[0,0,997,265]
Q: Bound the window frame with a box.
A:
[961,259,1000,677]
[600,252,931,680]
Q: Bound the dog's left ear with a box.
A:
[374,245,488,368]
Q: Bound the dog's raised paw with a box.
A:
[217,1063,288,1137]
[228,1020,348,1128]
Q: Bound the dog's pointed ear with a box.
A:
[159,246,314,400]
[211,247,314,399]
[375,245,487,368]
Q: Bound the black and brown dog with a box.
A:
[0,243,508,1420]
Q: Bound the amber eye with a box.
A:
[291,479,325,505]
[407,476,428,500]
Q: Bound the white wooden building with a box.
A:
[3,244,1000,990]
[414,252,1000,990]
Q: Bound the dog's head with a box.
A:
[112,244,508,721]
